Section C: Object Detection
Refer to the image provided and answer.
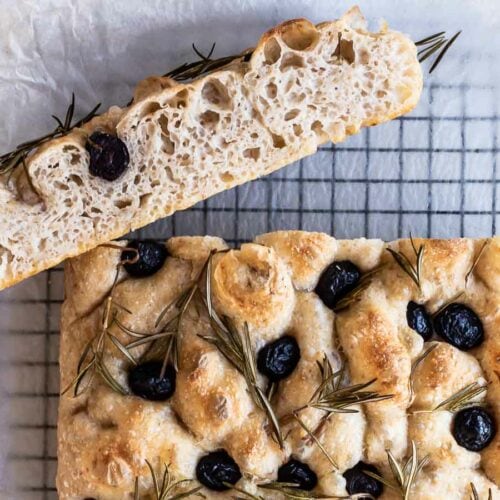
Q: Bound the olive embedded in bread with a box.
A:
[343,461,383,497]
[196,450,242,491]
[277,459,318,491]
[314,260,361,309]
[257,335,300,382]
[122,240,168,277]
[86,131,130,181]
[406,301,432,340]
[433,303,484,350]
[128,361,176,401]
[452,406,496,451]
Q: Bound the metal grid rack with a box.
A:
[0,80,498,499]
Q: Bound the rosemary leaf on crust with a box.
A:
[132,461,202,500]
[364,441,428,500]
[469,482,493,500]
[296,355,393,415]
[408,343,438,404]
[292,412,338,470]
[332,265,385,312]
[387,236,424,290]
[433,382,489,413]
[465,240,489,287]
[258,481,358,499]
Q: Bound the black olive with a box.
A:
[452,406,496,451]
[406,301,432,341]
[86,131,129,181]
[277,459,318,491]
[257,335,300,382]
[196,450,242,491]
[128,361,175,401]
[433,303,484,350]
[314,261,361,310]
[122,240,168,278]
[343,461,383,498]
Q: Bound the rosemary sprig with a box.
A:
[164,43,253,82]
[433,381,488,413]
[408,343,438,404]
[152,276,201,376]
[292,412,338,470]
[199,252,283,447]
[258,482,362,499]
[465,240,489,287]
[416,31,461,73]
[0,93,100,175]
[295,355,393,416]
[133,460,202,500]
[61,245,140,397]
[364,441,428,500]
[469,482,493,500]
[387,236,424,290]
[288,356,392,463]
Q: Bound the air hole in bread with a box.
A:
[54,181,69,191]
[201,79,231,109]
[199,110,220,128]
[99,420,118,430]
[243,147,260,160]
[280,53,305,71]
[139,101,161,119]
[359,49,369,64]
[284,109,300,121]
[114,198,132,209]
[220,171,234,182]
[90,206,102,214]
[293,123,303,136]
[139,193,152,208]
[271,133,286,149]
[158,114,175,154]
[281,22,319,51]
[311,120,325,137]
[266,82,278,99]
[69,174,83,186]
[70,153,80,165]
[168,89,189,109]
[264,37,281,64]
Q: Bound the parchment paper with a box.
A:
[0,0,498,497]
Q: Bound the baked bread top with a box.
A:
[0,6,422,291]
[57,232,499,499]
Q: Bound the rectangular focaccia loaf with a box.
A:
[0,6,422,291]
[58,232,499,499]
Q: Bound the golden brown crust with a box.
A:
[58,232,500,499]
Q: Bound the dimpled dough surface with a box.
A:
[57,232,500,499]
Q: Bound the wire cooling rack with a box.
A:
[0,78,498,499]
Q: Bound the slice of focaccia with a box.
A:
[0,7,422,291]
[57,232,499,499]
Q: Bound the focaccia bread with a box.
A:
[0,6,422,291]
[58,232,499,499]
